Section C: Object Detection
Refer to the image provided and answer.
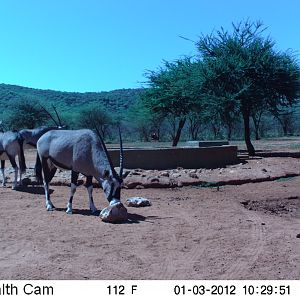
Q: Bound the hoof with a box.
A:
[46,204,55,211]
[66,209,72,215]
[100,202,128,223]
[11,186,17,190]
[90,207,98,215]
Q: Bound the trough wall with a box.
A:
[109,145,238,170]
[186,140,229,147]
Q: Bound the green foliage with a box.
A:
[143,57,203,116]
[0,83,142,127]
[197,20,300,153]
[4,99,50,130]
[127,99,165,141]
[75,105,113,139]
[1,19,300,146]
[142,57,204,145]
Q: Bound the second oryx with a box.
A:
[19,105,66,183]
[0,131,26,189]
[36,128,127,222]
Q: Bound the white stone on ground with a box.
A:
[126,197,151,207]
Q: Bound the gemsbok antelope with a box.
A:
[0,131,26,189]
[36,128,127,222]
[19,105,65,182]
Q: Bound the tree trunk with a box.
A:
[242,109,255,156]
[172,118,186,147]
[283,119,289,136]
[227,124,232,140]
[251,115,261,140]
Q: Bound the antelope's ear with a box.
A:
[103,169,110,179]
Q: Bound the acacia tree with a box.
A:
[142,58,203,146]
[77,106,112,140]
[197,20,300,155]
[187,111,206,140]
[6,99,50,130]
[128,101,165,141]
[271,106,296,136]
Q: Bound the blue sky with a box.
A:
[0,0,299,92]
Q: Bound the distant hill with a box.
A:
[0,83,143,119]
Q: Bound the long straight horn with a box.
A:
[40,105,59,126]
[52,105,63,127]
[119,127,124,179]
[94,126,118,178]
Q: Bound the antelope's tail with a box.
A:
[17,134,27,173]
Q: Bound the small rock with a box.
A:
[189,173,198,179]
[296,234,300,238]
[150,177,160,183]
[126,197,151,207]
[131,171,142,176]
[262,168,268,173]
[135,185,145,189]
[172,173,181,178]
[261,222,266,225]
[100,202,128,222]
[240,200,250,206]
[160,171,169,177]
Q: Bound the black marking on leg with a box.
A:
[1,160,4,169]
[16,135,27,172]
[49,168,57,182]
[71,171,79,185]
[35,153,43,184]
[69,195,73,204]
[41,157,56,184]
[8,155,17,169]
[85,176,93,187]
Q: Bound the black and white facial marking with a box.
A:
[101,175,122,204]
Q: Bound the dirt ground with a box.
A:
[0,143,300,280]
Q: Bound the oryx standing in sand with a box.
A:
[18,105,65,182]
[36,128,127,222]
[0,131,26,189]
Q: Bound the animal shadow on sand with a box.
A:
[15,186,54,195]
[53,207,147,224]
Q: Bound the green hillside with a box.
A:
[0,83,142,121]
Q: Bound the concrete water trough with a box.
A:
[186,140,229,147]
[109,145,238,170]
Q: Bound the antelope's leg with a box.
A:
[34,153,43,185]
[19,162,23,185]
[1,160,5,187]
[66,171,79,214]
[42,158,57,211]
[8,155,18,190]
[85,176,97,214]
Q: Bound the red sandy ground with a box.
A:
[0,143,299,280]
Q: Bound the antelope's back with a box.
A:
[37,129,100,174]
[0,131,20,155]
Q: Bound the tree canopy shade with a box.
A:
[197,20,300,155]
[142,57,204,146]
